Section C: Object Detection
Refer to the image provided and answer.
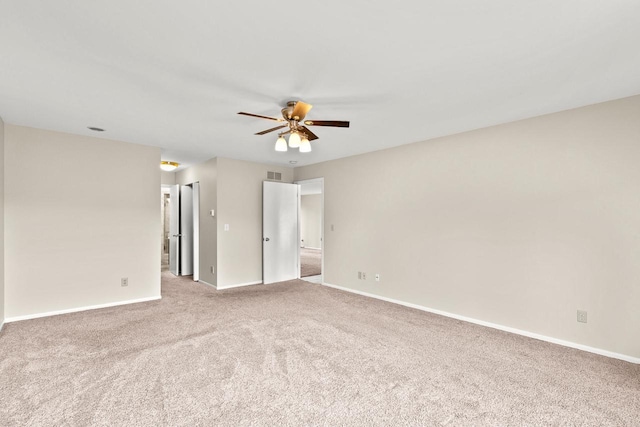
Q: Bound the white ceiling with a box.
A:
[1,1,639,170]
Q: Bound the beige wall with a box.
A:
[4,125,161,318]
[294,95,640,359]
[161,170,176,186]
[301,194,322,249]
[216,158,293,287]
[0,117,4,326]
[176,158,217,286]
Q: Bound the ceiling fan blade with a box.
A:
[290,101,313,121]
[255,125,288,135]
[303,120,350,128]
[238,112,284,122]
[299,126,319,141]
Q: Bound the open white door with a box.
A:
[169,184,180,275]
[263,181,299,284]
[180,185,194,276]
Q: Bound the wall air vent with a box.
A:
[267,171,282,181]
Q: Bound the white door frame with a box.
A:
[295,177,324,283]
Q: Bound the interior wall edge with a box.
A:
[322,282,639,365]
[216,280,263,290]
[3,295,162,323]
[198,280,216,289]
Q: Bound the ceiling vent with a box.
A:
[267,171,282,181]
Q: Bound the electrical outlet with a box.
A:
[210,266,215,274]
[358,271,362,279]
[362,272,366,280]
[375,274,380,281]
[577,310,587,323]
[121,278,128,287]
[224,224,229,231]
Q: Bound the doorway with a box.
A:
[261,178,324,285]
[161,187,171,271]
[166,183,200,280]
[297,178,324,284]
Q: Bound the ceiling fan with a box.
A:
[238,101,350,152]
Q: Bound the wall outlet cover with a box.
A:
[577,310,587,323]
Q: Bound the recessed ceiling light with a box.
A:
[88,127,105,132]
[289,161,297,165]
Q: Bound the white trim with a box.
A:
[198,279,216,289]
[322,282,640,365]
[4,296,162,323]
[302,246,322,250]
[216,280,262,290]
[0,321,4,333]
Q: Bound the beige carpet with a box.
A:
[1,272,639,426]
[300,247,321,277]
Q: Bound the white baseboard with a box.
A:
[198,280,216,289]
[300,274,323,284]
[4,296,162,323]
[302,246,322,250]
[322,282,639,365]
[0,321,4,334]
[216,280,262,290]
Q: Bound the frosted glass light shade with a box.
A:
[288,132,301,148]
[160,161,179,171]
[299,137,311,153]
[275,136,288,151]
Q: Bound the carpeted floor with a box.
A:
[300,247,321,277]
[1,272,639,426]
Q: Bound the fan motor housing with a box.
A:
[282,102,296,120]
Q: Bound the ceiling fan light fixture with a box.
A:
[160,161,179,171]
[238,100,350,154]
[275,136,288,152]
[299,137,312,153]
[288,131,301,148]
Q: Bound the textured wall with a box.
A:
[216,158,293,287]
[161,170,176,186]
[295,96,640,359]
[4,125,161,318]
